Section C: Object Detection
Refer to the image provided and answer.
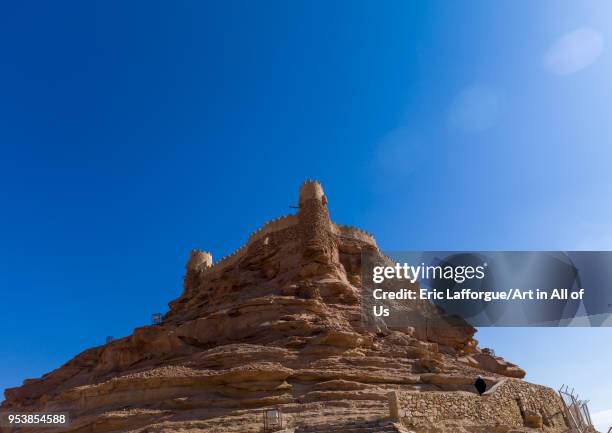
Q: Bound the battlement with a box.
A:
[210,244,248,273]
[247,214,298,244]
[188,182,378,278]
[186,249,213,272]
[299,179,326,206]
[193,214,298,277]
[335,224,377,246]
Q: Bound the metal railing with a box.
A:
[558,385,593,433]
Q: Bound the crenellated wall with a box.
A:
[247,214,298,244]
[209,244,249,274]
[185,180,377,283]
[298,179,326,205]
[184,216,297,281]
[186,249,213,270]
[335,224,377,246]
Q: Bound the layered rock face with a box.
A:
[1,181,573,433]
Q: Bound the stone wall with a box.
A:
[335,224,377,246]
[247,214,298,245]
[399,379,567,430]
[184,216,299,281]
[185,181,378,281]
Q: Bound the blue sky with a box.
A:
[1,1,611,430]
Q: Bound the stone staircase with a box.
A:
[296,419,404,433]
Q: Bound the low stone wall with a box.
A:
[399,379,567,429]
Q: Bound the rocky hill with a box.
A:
[1,181,580,433]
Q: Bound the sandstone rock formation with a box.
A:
[0,181,584,433]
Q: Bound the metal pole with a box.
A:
[572,395,586,430]
[581,402,593,427]
[558,389,584,433]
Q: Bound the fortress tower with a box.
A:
[183,249,213,298]
[186,249,213,269]
[297,180,337,263]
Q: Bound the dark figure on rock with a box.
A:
[475,376,487,395]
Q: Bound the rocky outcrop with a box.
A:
[0,181,570,433]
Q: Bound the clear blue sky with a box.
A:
[1,1,611,430]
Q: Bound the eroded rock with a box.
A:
[0,181,567,433]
